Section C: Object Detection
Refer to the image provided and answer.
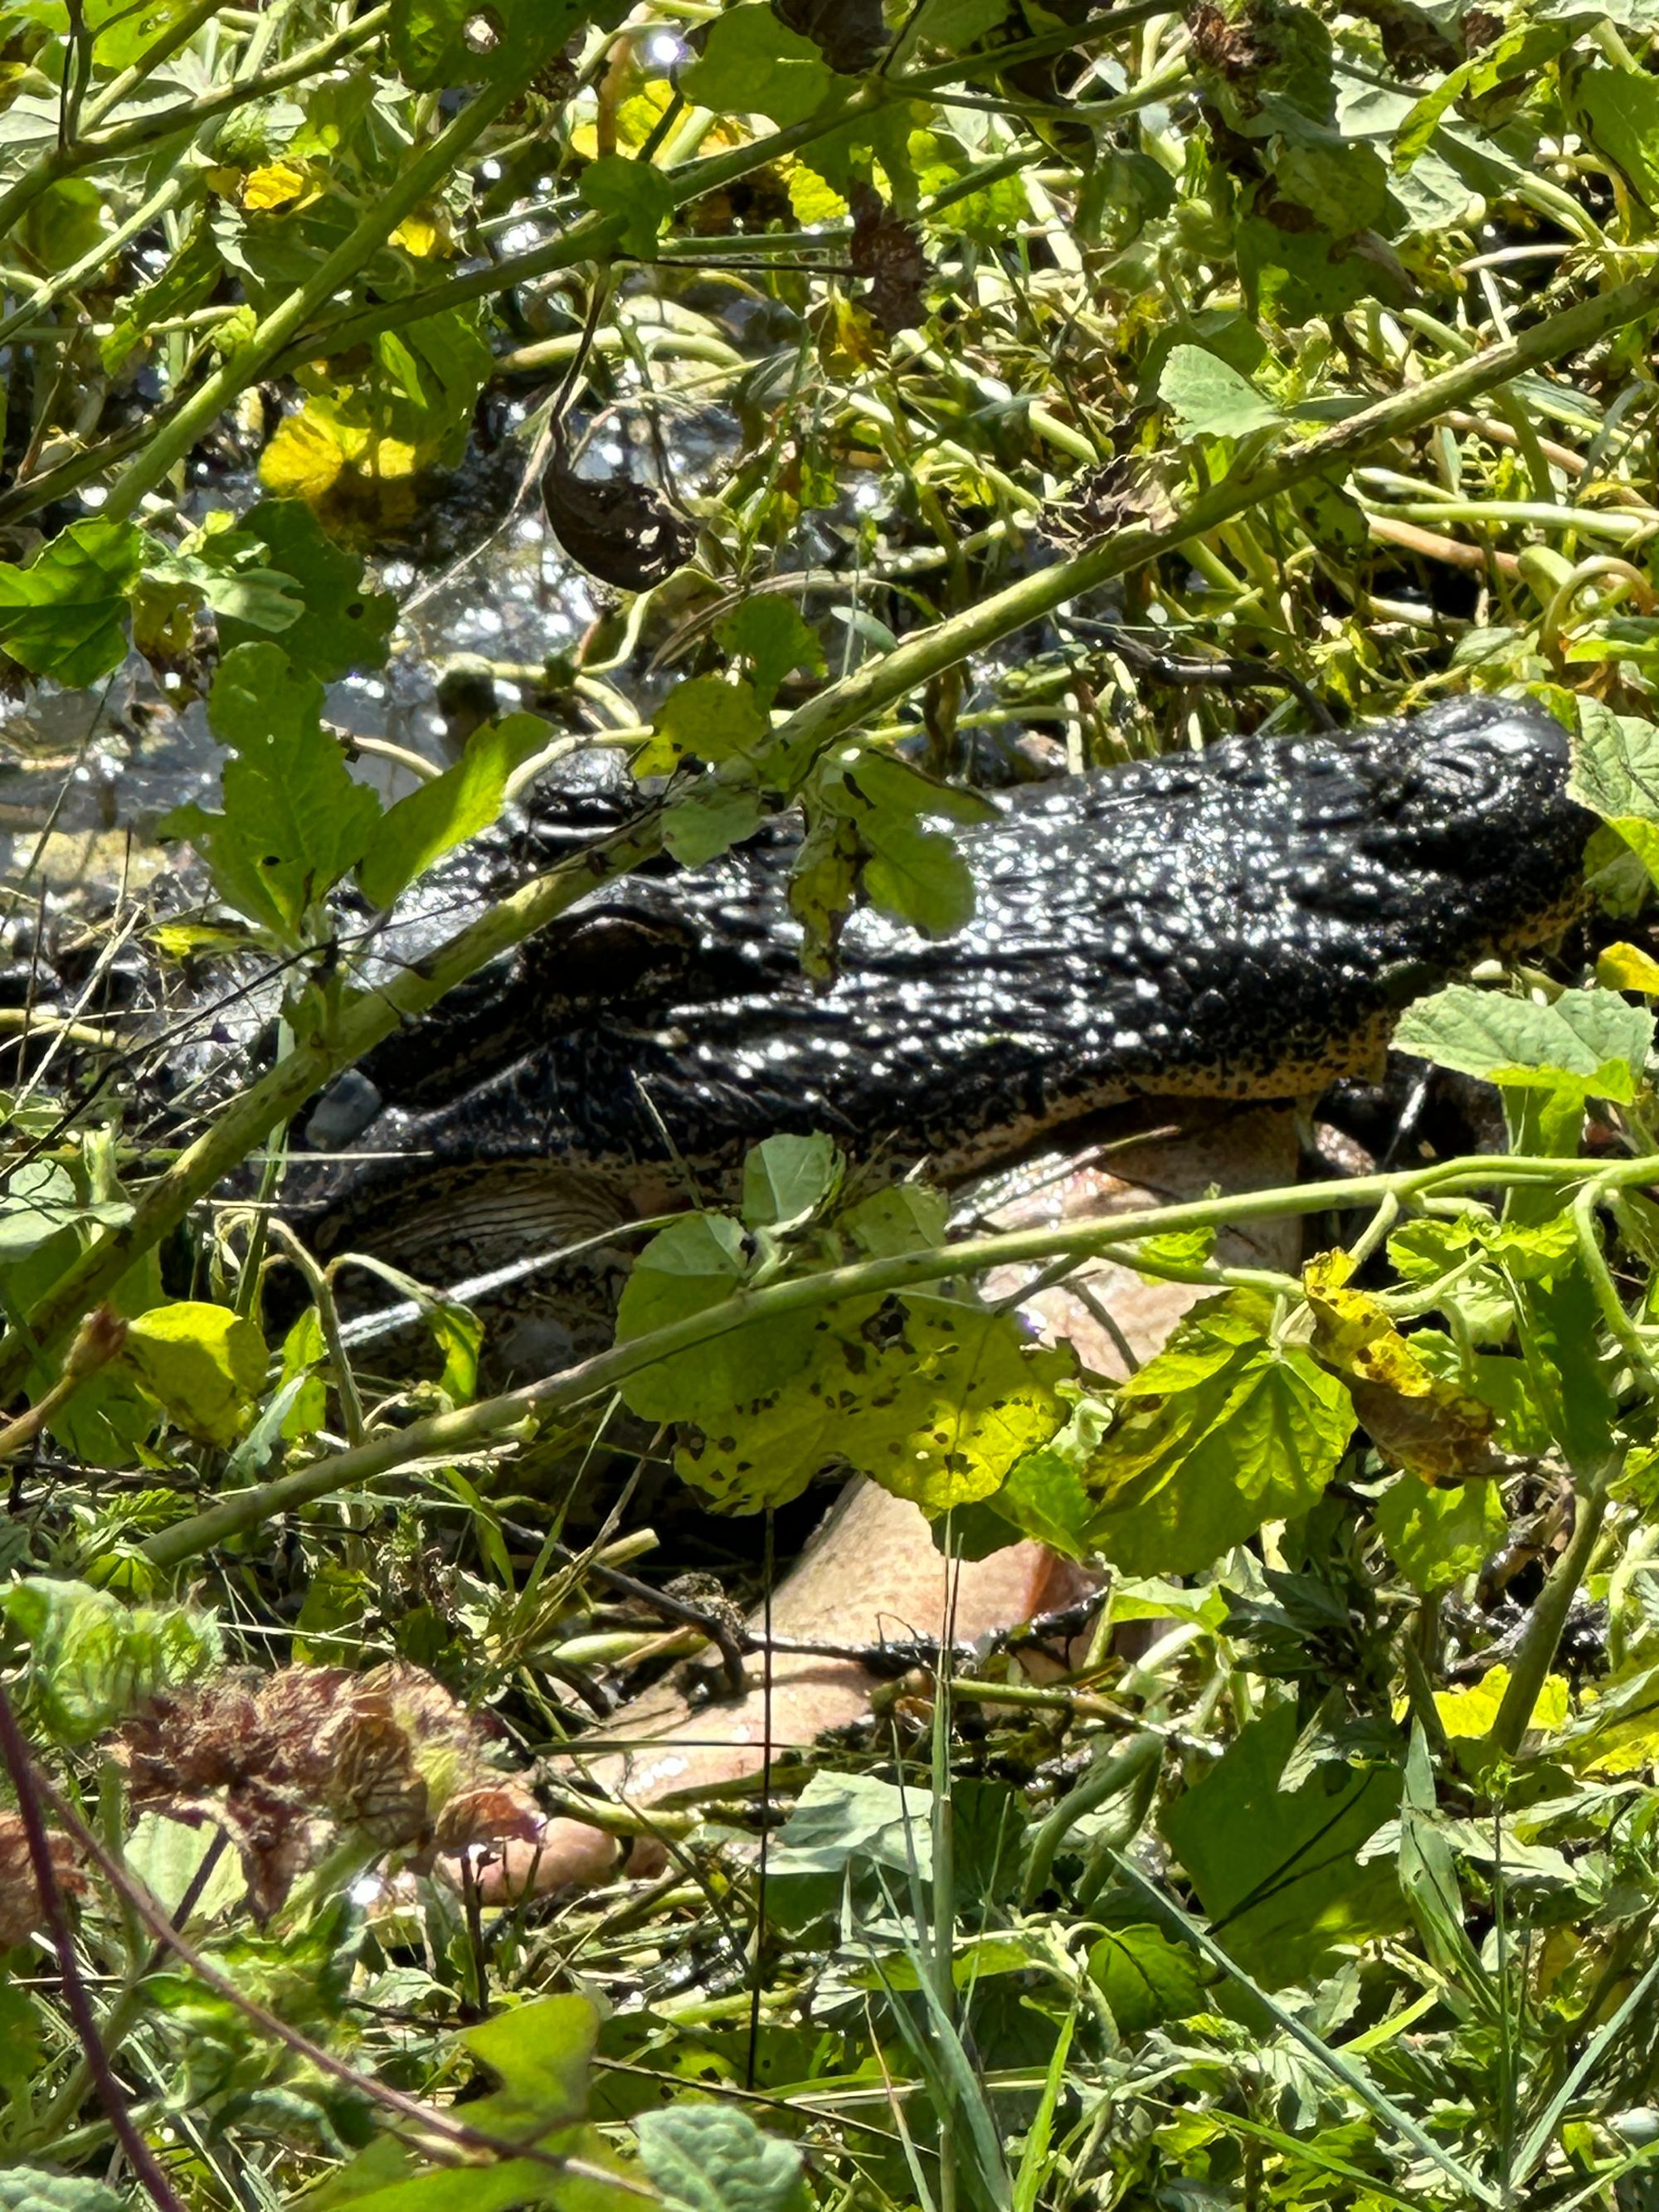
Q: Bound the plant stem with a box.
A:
[1487,1464,1617,1757]
[0,1681,185,2212]
[135,1147,1653,1572]
[7,261,1657,1401]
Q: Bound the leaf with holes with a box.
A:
[215,500,395,678]
[675,1296,1073,1514]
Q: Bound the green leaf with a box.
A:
[842,1184,950,1256]
[613,1213,819,1423]
[1084,1291,1355,1577]
[635,675,771,778]
[717,598,826,702]
[86,0,193,66]
[1374,1474,1507,1594]
[1392,984,1653,1102]
[580,154,677,258]
[1158,344,1284,440]
[0,1160,124,1260]
[215,500,396,678]
[125,1811,246,1921]
[119,1302,268,1446]
[862,813,975,938]
[1572,697,1659,901]
[1087,1924,1206,2035]
[2,1578,221,1747]
[1510,1247,1620,1470]
[359,713,548,908]
[0,519,146,687]
[1396,1722,1486,1994]
[679,4,835,125]
[1160,1703,1404,1986]
[770,1770,934,1880]
[787,807,862,979]
[985,1397,1112,1558]
[637,2107,809,2212]
[741,1134,842,1231]
[674,1295,1072,1514]
[166,642,382,939]
[388,0,582,89]
[148,525,302,638]
[309,1993,635,2212]
[662,780,765,867]
[910,0,1007,49]
[460,1996,598,2132]
[278,1305,329,1441]
[1576,64,1659,212]
[0,1992,47,2111]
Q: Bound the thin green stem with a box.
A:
[102,67,529,520]
[1487,1462,1618,1757]
[5,262,1656,1402]
[135,1148,1655,1572]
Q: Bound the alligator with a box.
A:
[299,693,1592,1335]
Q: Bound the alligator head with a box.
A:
[304,693,1592,1283]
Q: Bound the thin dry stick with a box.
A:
[0,1679,185,2212]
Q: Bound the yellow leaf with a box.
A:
[258,407,346,503]
[812,295,880,373]
[243,161,308,211]
[391,210,448,257]
[786,160,848,223]
[1303,1249,1493,1480]
[1597,940,1659,994]
[615,81,675,148]
[120,1303,267,1447]
[1433,1663,1569,1742]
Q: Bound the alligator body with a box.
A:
[308,695,1591,1286]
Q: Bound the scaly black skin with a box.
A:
[311,695,1592,1257]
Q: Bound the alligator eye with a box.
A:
[1428,744,1498,793]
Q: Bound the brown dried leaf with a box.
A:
[112,1661,540,1908]
[0,1811,84,1947]
[1040,455,1180,552]
[433,1780,544,1855]
[773,0,887,73]
[322,1697,431,1851]
[1185,2,1271,77]
[849,185,929,335]
[542,447,695,591]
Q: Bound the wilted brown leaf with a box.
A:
[542,445,695,591]
[0,1811,85,1947]
[849,186,928,335]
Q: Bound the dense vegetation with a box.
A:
[10,0,1659,2205]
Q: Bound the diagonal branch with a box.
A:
[3,264,1655,1402]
